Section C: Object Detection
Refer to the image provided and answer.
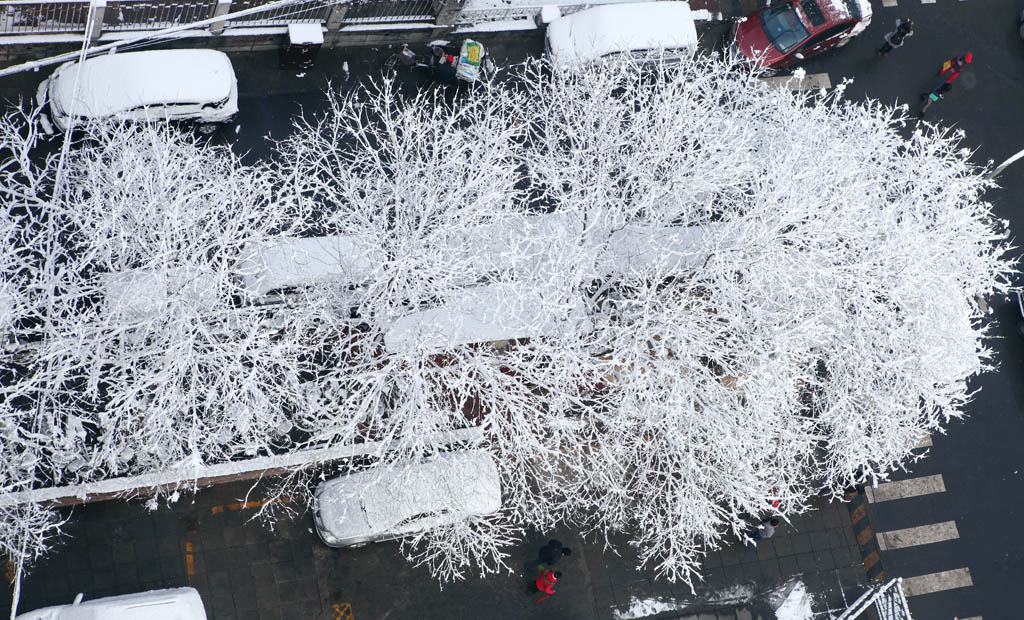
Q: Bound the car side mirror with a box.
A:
[794,52,805,60]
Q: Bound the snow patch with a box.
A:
[774,582,814,620]
[707,584,755,603]
[614,596,688,619]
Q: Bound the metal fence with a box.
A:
[103,0,217,30]
[228,0,330,25]
[836,578,913,620]
[458,2,587,24]
[341,0,435,24]
[0,0,89,34]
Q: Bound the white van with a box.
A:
[36,49,238,135]
[313,450,501,547]
[545,2,699,67]
[15,587,207,620]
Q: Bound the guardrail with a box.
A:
[0,0,90,34]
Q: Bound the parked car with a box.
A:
[545,2,698,67]
[35,49,238,135]
[730,0,871,74]
[15,587,206,620]
[236,235,383,300]
[312,449,502,547]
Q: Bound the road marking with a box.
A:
[956,617,983,620]
[902,567,973,596]
[881,0,897,5]
[759,72,831,91]
[864,474,945,503]
[920,0,936,3]
[914,435,932,449]
[332,602,355,620]
[876,520,959,551]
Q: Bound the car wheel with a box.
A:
[758,66,779,77]
[196,122,219,135]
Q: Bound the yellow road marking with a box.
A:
[332,602,354,620]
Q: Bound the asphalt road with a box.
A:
[794,3,1024,619]
[2,3,1023,619]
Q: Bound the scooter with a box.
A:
[386,39,491,85]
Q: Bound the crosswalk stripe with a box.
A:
[902,567,973,596]
[881,0,897,5]
[864,474,945,503]
[920,0,936,3]
[956,616,983,620]
[759,72,831,91]
[876,520,959,551]
[914,435,932,449]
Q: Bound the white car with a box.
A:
[15,588,207,620]
[236,234,383,300]
[35,49,238,135]
[545,2,699,67]
[313,450,502,547]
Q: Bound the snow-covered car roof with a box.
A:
[100,266,221,321]
[15,587,207,620]
[315,450,501,542]
[237,235,384,298]
[545,2,698,66]
[47,50,235,120]
[383,283,594,353]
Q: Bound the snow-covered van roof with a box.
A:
[383,283,593,353]
[545,2,698,66]
[237,235,384,298]
[316,450,501,539]
[15,587,207,620]
[47,50,235,120]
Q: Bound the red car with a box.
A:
[730,0,872,74]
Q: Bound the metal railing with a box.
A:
[837,578,913,620]
[341,0,435,23]
[457,2,591,24]
[0,0,89,34]
[228,0,330,25]
[103,0,217,30]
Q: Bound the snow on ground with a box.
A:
[774,582,814,620]
[613,596,689,619]
[464,0,645,11]
[706,584,755,604]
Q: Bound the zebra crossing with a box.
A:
[864,441,981,619]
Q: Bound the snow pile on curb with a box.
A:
[774,582,814,620]
[614,596,689,619]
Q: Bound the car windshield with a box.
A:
[759,3,810,54]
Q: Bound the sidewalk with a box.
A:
[1,479,872,620]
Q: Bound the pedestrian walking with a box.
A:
[536,539,572,570]
[750,518,780,543]
[877,18,914,56]
[919,82,953,118]
[938,52,972,84]
[534,569,562,603]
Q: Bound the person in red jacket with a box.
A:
[534,569,562,602]
[939,52,972,84]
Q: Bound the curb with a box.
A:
[845,490,886,584]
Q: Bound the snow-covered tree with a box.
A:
[0,51,1013,593]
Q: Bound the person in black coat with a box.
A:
[536,539,572,570]
[877,18,914,57]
